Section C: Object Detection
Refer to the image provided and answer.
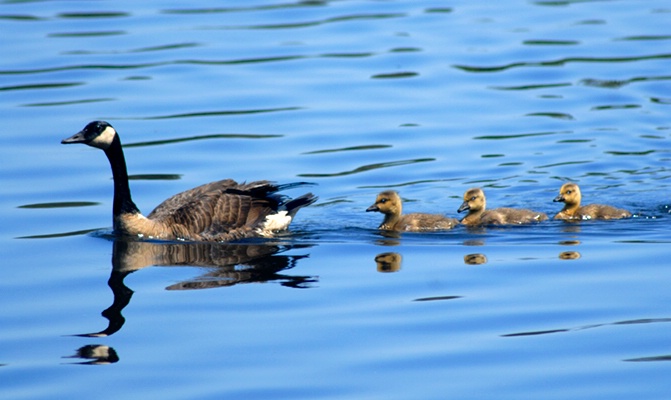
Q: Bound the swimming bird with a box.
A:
[62,121,317,241]
[553,182,631,220]
[458,187,548,225]
[366,190,459,231]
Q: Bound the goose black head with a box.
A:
[62,121,117,150]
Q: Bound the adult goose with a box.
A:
[62,121,317,241]
[366,190,459,231]
[458,187,548,225]
[553,182,631,220]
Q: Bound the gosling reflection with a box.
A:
[464,253,487,265]
[559,251,581,260]
[559,238,581,260]
[64,345,119,365]
[375,252,402,272]
[79,239,314,337]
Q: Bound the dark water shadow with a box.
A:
[76,238,315,338]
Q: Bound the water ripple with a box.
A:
[491,82,572,91]
[138,106,303,120]
[22,98,114,107]
[0,14,46,21]
[57,12,130,19]
[206,13,406,30]
[0,82,83,91]
[125,133,282,148]
[616,35,671,41]
[298,158,435,178]
[0,46,414,76]
[18,201,99,209]
[453,53,671,73]
[525,112,575,120]
[371,72,419,79]
[48,31,126,38]
[523,39,580,46]
[474,130,571,140]
[128,174,182,181]
[161,2,329,15]
[303,144,391,155]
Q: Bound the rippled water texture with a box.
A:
[1,1,670,399]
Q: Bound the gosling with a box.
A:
[458,187,548,225]
[366,190,459,231]
[553,182,631,220]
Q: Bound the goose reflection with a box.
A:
[64,345,119,365]
[78,238,314,337]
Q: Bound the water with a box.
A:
[1,0,670,398]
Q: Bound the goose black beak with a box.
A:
[553,195,565,203]
[61,130,86,145]
[366,205,379,212]
[457,201,470,213]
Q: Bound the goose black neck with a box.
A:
[104,135,140,217]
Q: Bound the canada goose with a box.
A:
[366,190,459,231]
[553,182,631,220]
[62,121,317,241]
[458,187,548,225]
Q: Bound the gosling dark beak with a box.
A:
[457,201,470,213]
[61,130,86,145]
[553,195,565,203]
[366,204,379,212]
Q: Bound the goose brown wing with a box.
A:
[147,179,239,219]
[147,179,281,241]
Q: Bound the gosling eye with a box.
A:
[470,196,477,201]
[379,198,388,204]
[566,190,572,195]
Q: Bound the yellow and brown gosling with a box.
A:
[458,187,548,225]
[366,190,459,231]
[553,182,631,221]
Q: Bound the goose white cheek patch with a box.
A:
[89,126,116,150]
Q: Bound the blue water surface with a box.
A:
[1,0,670,399]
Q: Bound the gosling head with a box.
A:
[62,121,118,150]
[366,190,402,216]
[458,188,486,213]
[553,183,581,206]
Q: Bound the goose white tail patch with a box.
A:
[258,211,292,236]
[90,126,117,150]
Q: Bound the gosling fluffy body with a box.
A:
[366,190,458,231]
[458,188,547,225]
[62,121,317,241]
[553,183,631,220]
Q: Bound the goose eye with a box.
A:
[566,190,572,195]
[470,196,477,201]
[380,198,387,204]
